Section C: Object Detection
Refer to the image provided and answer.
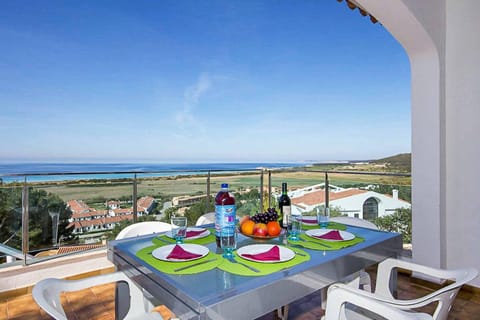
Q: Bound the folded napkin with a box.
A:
[241,245,281,261]
[166,245,203,260]
[301,218,316,224]
[186,229,206,238]
[312,230,344,240]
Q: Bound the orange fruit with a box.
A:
[267,221,281,236]
[241,220,255,235]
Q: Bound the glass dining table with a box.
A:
[107,223,402,320]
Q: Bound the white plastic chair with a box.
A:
[330,216,378,292]
[32,271,162,320]
[323,285,433,320]
[33,222,174,319]
[195,212,215,226]
[116,221,172,240]
[278,216,379,320]
[330,258,478,320]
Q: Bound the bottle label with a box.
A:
[215,204,236,236]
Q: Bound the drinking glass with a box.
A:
[317,207,329,228]
[220,227,237,258]
[171,216,188,244]
[288,214,302,241]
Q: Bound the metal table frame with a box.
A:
[108,225,402,319]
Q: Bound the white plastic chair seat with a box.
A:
[195,212,215,226]
[323,286,432,320]
[32,271,162,320]
[116,221,172,240]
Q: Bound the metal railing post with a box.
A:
[206,171,211,213]
[268,170,272,209]
[260,169,264,212]
[325,172,330,213]
[21,178,29,265]
[133,174,138,223]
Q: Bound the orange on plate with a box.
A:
[240,220,255,235]
[267,221,281,236]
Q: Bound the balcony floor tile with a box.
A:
[1,268,479,320]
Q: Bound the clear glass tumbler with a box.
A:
[317,207,329,228]
[171,216,188,244]
[220,226,237,258]
[288,214,302,241]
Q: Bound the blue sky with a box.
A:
[0,1,410,163]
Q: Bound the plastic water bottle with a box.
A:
[215,183,236,248]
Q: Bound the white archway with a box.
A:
[355,0,480,287]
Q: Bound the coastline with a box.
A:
[0,162,311,184]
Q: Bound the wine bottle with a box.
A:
[278,182,291,229]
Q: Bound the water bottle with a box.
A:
[215,183,236,248]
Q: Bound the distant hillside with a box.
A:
[372,153,411,173]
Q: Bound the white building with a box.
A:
[66,197,156,234]
[289,184,410,220]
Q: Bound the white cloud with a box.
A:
[175,73,211,127]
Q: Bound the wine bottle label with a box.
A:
[282,206,291,228]
[215,204,236,236]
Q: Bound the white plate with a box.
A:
[305,229,355,242]
[301,216,318,225]
[152,244,209,262]
[165,227,210,240]
[237,244,295,263]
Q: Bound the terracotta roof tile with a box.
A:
[57,244,104,254]
[291,188,367,206]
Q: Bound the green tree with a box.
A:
[183,197,214,226]
[0,187,73,251]
[374,208,412,243]
[0,186,23,250]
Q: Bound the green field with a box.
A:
[31,169,411,203]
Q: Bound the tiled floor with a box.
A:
[1,269,479,320]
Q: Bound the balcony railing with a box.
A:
[0,166,411,267]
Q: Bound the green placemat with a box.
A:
[136,244,222,275]
[288,233,364,251]
[301,221,347,231]
[217,246,310,276]
[152,228,216,246]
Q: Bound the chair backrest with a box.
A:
[32,271,161,320]
[116,221,172,240]
[374,258,478,320]
[195,212,215,226]
[324,286,432,320]
[330,216,378,230]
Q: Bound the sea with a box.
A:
[0,162,313,183]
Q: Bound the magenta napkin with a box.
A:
[301,218,316,223]
[313,230,344,240]
[241,245,281,261]
[166,245,203,260]
[186,229,206,238]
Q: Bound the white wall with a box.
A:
[445,0,480,281]
[359,0,480,287]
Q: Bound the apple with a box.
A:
[253,223,268,236]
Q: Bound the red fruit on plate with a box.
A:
[253,223,268,236]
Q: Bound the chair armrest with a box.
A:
[375,258,477,299]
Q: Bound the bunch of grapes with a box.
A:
[250,208,279,224]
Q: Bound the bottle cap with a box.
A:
[221,183,228,188]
